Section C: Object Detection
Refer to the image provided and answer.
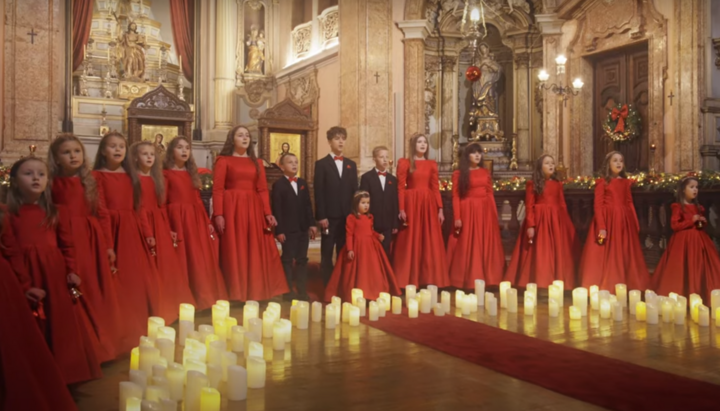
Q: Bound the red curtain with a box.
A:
[169,0,194,81]
[72,0,94,72]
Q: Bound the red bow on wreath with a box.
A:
[611,104,629,133]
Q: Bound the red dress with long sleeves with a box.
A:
[140,175,196,322]
[652,204,720,301]
[8,205,102,384]
[446,168,505,288]
[324,214,400,302]
[94,171,160,350]
[504,179,579,288]
[164,169,227,309]
[52,176,124,360]
[0,209,78,411]
[393,159,449,288]
[212,157,288,301]
[578,178,649,290]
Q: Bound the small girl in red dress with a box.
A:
[393,133,449,288]
[130,141,196,322]
[505,154,579,288]
[213,125,288,301]
[6,157,102,384]
[324,191,400,302]
[49,133,124,360]
[446,143,505,288]
[163,136,227,309]
[579,151,649,290]
[93,132,160,348]
[652,176,720,301]
[0,205,78,410]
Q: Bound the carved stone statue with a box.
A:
[118,21,146,80]
[245,25,265,74]
[472,43,503,116]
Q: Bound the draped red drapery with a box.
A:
[169,0,194,81]
[72,0,94,72]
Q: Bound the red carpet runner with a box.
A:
[362,311,720,411]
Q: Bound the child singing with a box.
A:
[652,176,720,301]
[505,154,579,288]
[359,146,399,257]
[579,151,649,290]
[324,191,400,303]
[163,136,227,309]
[130,141,196,322]
[6,157,102,384]
[446,143,505,288]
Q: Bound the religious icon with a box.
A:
[113,13,147,81]
[245,25,265,74]
[270,133,301,176]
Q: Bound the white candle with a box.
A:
[129,347,140,370]
[507,288,518,313]
[119,381,144,411]
[139,346,160,380]
[408,299,419,318]
[677,295,688,312]
[208,340,226,365]
[368,301,379,321]
[166,363,184,401]
[405,285,417,304]
[661,300,673,323]
[186,370,209,411]
[379,293,391,307]
[356,298,366,317]
[629,290,641,315]
[590,291,599,311]
[548,285,561,308]
[615,284,627,307]
[420,290,432,314]
[427,285,438,306]
[156,338,174,364]
[129,369,147,390]
[475,279,486,306]
[227,365,247,401]
[126,397,141,411]
[198,325,214,341]
[139,336,154,348]
[487,296,497,316]
[716,307,720,327]
[569,305,581,320]
[524,295,535,316]
[646,303,659,324]
[377,298,387,317]
[200,387,220,411]
[600,299,611,319]
[247,341,263,360]
[272,321,285,350]
[204,334,220,352]
[468,294,478,313]
[243,303,259,326]
[698,305,710,326]
[349,306,360,326]
[213,319,227,341]
[281,319,292,345]
[263,311,278,337]
[212,304,229,324]
[231,326,245,353]
[247,356,266,388]
[155,326,175,343]
[460,295,471,316]
[711,290,720,319]
[220,351,237,382]
[247,318,263,339]
[351,288,364,305]
[147,317,165,341]
[297,301,310,329]
[572,287,588,316]
[635,301,647,321]
[525,283,537,301]
[499,281,511,308]
[433,303,445,316]
[549,299,559,317]
[325,305,336,329]
[146,385,169,403]
[341,302,351,323]
[179,303,195,323]
[441,291,451,313]
[392,296,402,314]
[152,364,166,380]
[553,280,564,307]
[674,302,686,325]
[311,302,323,322]
[612,301,623,321]
[178,320,193,346]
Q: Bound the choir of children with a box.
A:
[3,127,719,408]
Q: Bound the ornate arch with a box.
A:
[126,85,194,144]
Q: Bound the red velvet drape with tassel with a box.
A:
[169,0,194,81]
[72,0,94,72]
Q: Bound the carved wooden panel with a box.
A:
[126,85,194,144]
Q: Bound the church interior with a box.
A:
[2,0,720,410]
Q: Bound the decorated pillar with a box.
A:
[213,0,236,131]
[398,20,432,157]
[536,14,566,173]
[513,52,532,170]
[439,56,457,171]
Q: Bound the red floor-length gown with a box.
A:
[505,179,579,288]
[140,175,196,322]
[652,204,720,301]
[52,176,124,361]
[164,169,227,309]
[213,156,288,301]
[579,178,649,290]
[94,171,160,351]
[446,168,505,288]
[393,159,449,288]
[0,211,78,411]
[324,214,400,302]
[9,205,102,384]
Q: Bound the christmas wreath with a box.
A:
[603,103,641,142]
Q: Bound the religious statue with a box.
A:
[245,25,265,74]
[117,20,147,81]
[472,44,502,117]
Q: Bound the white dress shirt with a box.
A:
[286,175,298,195]
[376,168,387,190]
[330,153,343,177]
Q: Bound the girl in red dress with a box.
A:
[578,151,649,290]
[6,157,102,384]
[213,125,288,301]
[652,176,720,301]
[393,133,449,288]
[130,141,196,322]
[93,132,160,349]
[163,136,227,309]
[324,191,400,302]
[505,154,579,288]
[49,133,124,361]
[446,143,505,288]
[0,206,78,411]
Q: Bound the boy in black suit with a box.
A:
[272,153,317,300]
[314,126,358,284]
[359,146,398,257]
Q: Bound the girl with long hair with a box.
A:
[163,136,227,309]
[504,154,579,288]
[49,133,124,360]
[446,143,505,288]
[213,125,288,301]
[130,141,195,322]
[578,151,649,289]
[93,132,160,349]
[393,133,449,288]
[6,157,102,384]
[652,176,720,301]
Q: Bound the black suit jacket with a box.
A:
[359,169,399,232]
[313,155,358,221]
[272,176,314,236]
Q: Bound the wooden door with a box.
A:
[593,44,649,172]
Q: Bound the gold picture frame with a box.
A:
[269,132,302,176]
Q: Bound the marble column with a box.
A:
[398,20,432,157]
[338,0,394,172]
[213,0,236,131]
[513,52,531,170]
[439,56,457,171]
[536,14,565,172]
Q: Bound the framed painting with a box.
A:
[269,132,302,176]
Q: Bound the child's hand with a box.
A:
[170,231,178,242]
[25,288,46,303]
[347,250,355,261]
[214,216,225,234]
[700,216,708,223]
[598,229,607,239]
[107,249,116,264]
[276,234,286,243]
[392,228,398,234]
[266,215,278,227]
[146,237,156,248]
[67,273,81,287]
[318,219,329,230]
[454,219,462,229]
[527,227,535,239]
[208,224,216,236]
[399,210,407,222]
[309,226,318,240]
[692,214,701,222]
[378,234,385,242]
[438,209,445,224]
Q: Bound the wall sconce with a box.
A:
[538,55,583,107]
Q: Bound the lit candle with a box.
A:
[243,302,259,326]
[635,301,647,321]
[263,311,277,337]
[507,288,518,313]
[205,334,220,352]
[427,285,438,306]
[698,305,710,326]
[677,295,688,311]
[646,303,659,324]
[184,359,207,382]
[227,365,247,401]
[408,299,419,318]
[599,290,610,307]
[231,326,245,353]
[247,341,263,360]
[156,338,174,364]
[549,299,559,317]
[213,319,227,341]
[356,298,366,317]
[351,288,364,305]
[349,306,360,326]
[569,306,582,320]
[487,296,498,316]
[342,302,351,323]
[298,301,310,329]
[615,284,627,307]
[525,283,537,301]
[139,336,154,348]
[119,381,144,410]
[612,301,623,321]
[155,326,175,343]
[553,280,564,307]
[377,298,387,317]
[199,387,220,411]
[600,300,611,319]
[148,317,165,340]
[441,291,451,313]
[247,318,263,339]
[247,356,266,388]
[468,293,478,313]
[661,300,673,323]
[405,285,417,305]
[139,346,160,379]
[645,290,658,307]
[125,397,141,411]
[716,307,720,327]
[186,371,209,411]
[572,287,588,316]
[225,317,238,340]
[461,295,471,316]
[212,304,229,324]
[272,321,286,351]
[669,292,678,301]
[392,296,402,314]
[129,369,147,389]
[420,290,432,314]
[312,302,323,322]
[325,304,336,329]
[146,385,169,403]
[179,303,195,323]
[475,279,486,306]
[198,325,214,341]
[711,290,720,319]
[368,301,379,321]
[590,291,599,311]
[674,302,685,325]
[629,290,641,315]
[208,340,226,365]
[206,366,223,388]
[524,295,535,316]
[166,363,184,401]
[221,351,237,382]
[178,320,193,346]
[130,347,140,370]
[433,303,445,316]
[499,281,511,308]
[548,285,560,308]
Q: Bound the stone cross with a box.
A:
[27,28,38,44]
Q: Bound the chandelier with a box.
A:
[537,55,584,107]
[460,1,489,61]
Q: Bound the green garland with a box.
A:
[603,103,641,142]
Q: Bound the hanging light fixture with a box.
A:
[537,54,584,107]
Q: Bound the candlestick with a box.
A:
[499,281,511,308]
[408,299,419,318]
[507,288,518,313]
[227,365,248,401]
[312,302,323,322]
[524,295,535,316]
[325,304,337,329]
[474,280,486,306]
[420,290,432,314]
[629,290,641,315]
[392,296,402,314]
[247,356,266,388]
[635,301,647,321]
[698,305,710,326]
[549,299,559,317]
[615,284,627,307]
[349,306,360,326]
[186,371,209,411]
[119,381,144,411]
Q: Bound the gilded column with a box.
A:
[439,56,457,171]
[398,20,432,157]
[213,0,236,130]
